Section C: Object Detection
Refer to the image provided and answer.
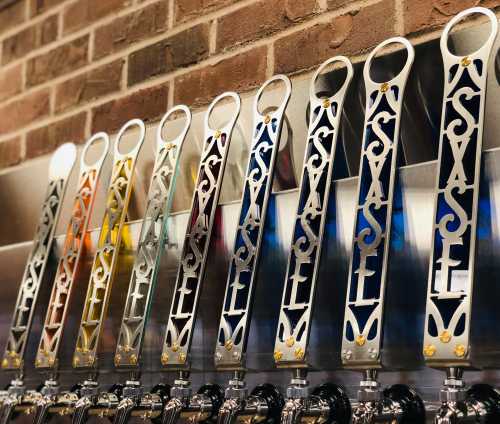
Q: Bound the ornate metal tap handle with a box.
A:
[341,37,414,368]
[161,92,241,369]
[214,75,292,369]
[2,143,77,371]
[115,106,192,369]
[423,7,498,367]
[273,57,353,367]
[35,133,110,371]
[73,119,146,370]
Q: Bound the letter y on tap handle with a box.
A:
[2,143,77,372]
[73,119,146,370]
[215,75,291,369]
[115,106,192,369]
[341,38,414,368]
[35,134,110,371]
[161,92,241,369]
[273,59,353,367]
[423,8,498,367]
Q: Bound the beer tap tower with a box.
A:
[421,7,500,423]
[109,106,191,424]
[44,119,146,424]
[273,57,353,424]
[0,143,77,424]
[211,75,291,424]
[30,133,110,424]
[339,37,426,423]
[158,92,240,424]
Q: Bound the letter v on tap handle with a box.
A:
[35,134,110,371]
[423,7,498,367]
[114,106,192,369]
[273,58,353,367]
[2,143,77,371]
[341,38,414,368]
[214,76,291,369]
[72,120,146,370]
[161,93,241,369]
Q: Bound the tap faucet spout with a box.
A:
[162,397,183,424]
[71,396,93,424]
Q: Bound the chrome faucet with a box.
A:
[280,369,350,424]
[351,370,424,424]
[217,371,283,424]
[433,368,500,424]
[161,371,223,424]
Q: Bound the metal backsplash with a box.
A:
[0,20,498,412]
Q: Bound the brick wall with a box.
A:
[0,0,497,169]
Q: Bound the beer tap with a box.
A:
[25,132,110,424]
[273,57,353,424]
[37,119,146,424]
[159,92,241,424]
[211,75,291,424]
[420,8,500,424]
[339,37,425,424]
[104,105,191,424]
[0,143,77,424]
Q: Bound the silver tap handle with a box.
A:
[0,397,17,424]
[33,397,54,424]
[71,396,93,424]
[161,397,183,424]
[216,399,239,424]
[113,397,135,424]
[280,399,301,424]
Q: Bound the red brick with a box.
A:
[174,46,267,107]
[30,0,65,16]
[63,0,131,34]
[0,64,23,102]
[275,2,395,74]
[128,23,210,86]
[0,0,26,35]
[2,14,58,65]
[93,1,168,60]
[26,112,87,159]
[327,0,352,9]
[217,0,317,52]
[0,136,22,169]
[404,0,500,35]
[0,89,50,134]
[91,84,168,134]
[27,35,89,87]
[174,0,240,24]
[55,60,123,112]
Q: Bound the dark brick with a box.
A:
[128,23,210,86]
[174,0,240,24]
[0,136,22,169]
[93,1,168,60]
[30,0,66,16]
[26,35,89,87]
[91,84,168,133]
[0,89,50,134]
[0,0,26,35]
[174,46,267,107]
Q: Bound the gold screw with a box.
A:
[322,99,331,108]
[178,352,186,363]
[73,356,80,367]
[461,56,471,67]
[439,330,452,344]
[214,130,221,139]
[161,352,169,365]
[273,350,283,362]
[123,345,131,353]
[2,358,8,368]
[355,334,366,347]
[166,143,175,151]
[380,82,390,93]
[8,351,16,358]
[87,355,95,366]
[130,354,137,365]
[114,354,121,365]
[264,115,271,124]
[13,358,20,368]
[224,340,233,351]
[285,336,295,347]
[294,347,304,360]
[454,344,466,358]
[423,344,436,357]
[35,359,41,367]
[48,357,55,367]
[172,343,179,352]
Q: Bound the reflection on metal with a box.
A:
[423,7,499,368]
[274,57,353,367]
[162,92,241,368]
[341,37,415,368]
[115,106,192,369]
[1,144,77,371]
[73,120,146,370]
[215,76,292,369]
[35,134,110,371]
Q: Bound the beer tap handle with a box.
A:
[2,143,77,371]
[161,397,183,424]
[33,396,53,424]
[114,398,135,424]
[216,398,239,424]
[0,396,17,424]
[71,396,93,424]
